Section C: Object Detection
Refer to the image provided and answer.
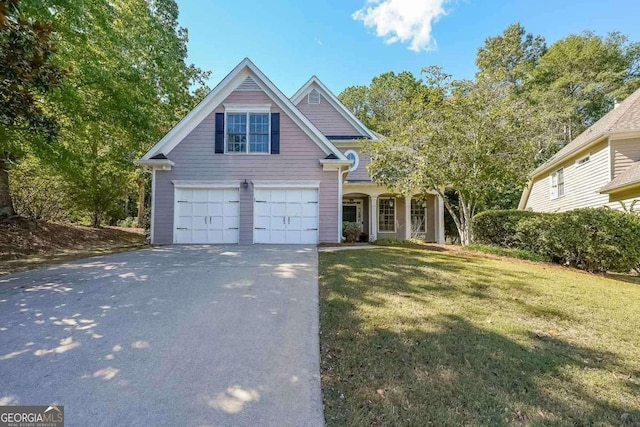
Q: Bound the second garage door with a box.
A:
[254,188,319,244]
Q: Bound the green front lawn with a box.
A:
[319,246,640,426]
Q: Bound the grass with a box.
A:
[319,246,640,426]
[466,243,544,262]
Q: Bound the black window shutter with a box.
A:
[215,113,224,154]
[271,113,280,154]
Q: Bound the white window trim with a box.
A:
[224,104,271,113]
[172,180,241,189]
[550,168,565,200]
[252,180,321,189]
[576,154,591,166]
[224,111,271,155]
[378,197,396,233]
[344,149,359,173]
[308,89,321,105]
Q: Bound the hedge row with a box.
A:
[472,208,640,273]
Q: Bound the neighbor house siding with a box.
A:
[525,140,610,212]
[296,93,362,136]
[152,89,339,244]
[611,137,640,178]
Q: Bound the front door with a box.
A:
[342,199,363,231]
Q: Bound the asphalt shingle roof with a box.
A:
[600,161,640,192]
[533,87,640,176]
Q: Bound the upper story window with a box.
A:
[550,168,565,199]
[344,149,359,172]
[308,89,321,105]
[226,112,270,154]
[576,154,590,166]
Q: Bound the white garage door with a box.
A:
[174,188,239,244]
[254,188,319,244]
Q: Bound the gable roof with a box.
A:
[140,58,347,161]
[600,161,640,193]
[290,76,378,141]
[531,87,640,177]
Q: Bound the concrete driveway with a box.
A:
[0,246,323,427]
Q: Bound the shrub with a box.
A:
[472,210,539,248]
[472,208,640,273]
[117,217,138,228]
[342,222,360,243]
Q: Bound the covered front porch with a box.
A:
[341,185,445,243]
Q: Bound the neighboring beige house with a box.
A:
[519,87,640,212]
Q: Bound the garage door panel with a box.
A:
[271,203,286,216]
[301,217,317,229]
[174,187,239,244]
[271,190,287,203]
[193,190,208,202]
[223,216,238,229]
[223,203,239,216]
[253,187,318,244]
[270,216,286,230]
[301,204,316,216]
[301,230,317,244]
[286,203,301,216]
[302,190,318,203]
[193,203,208,216]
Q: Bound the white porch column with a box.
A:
[436,194,445,244]
[404,196,412,240]
[370,195,378,241]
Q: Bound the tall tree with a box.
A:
[21,0,209,226]
[339,71,423,134]
[476,23,546,88]
[530,31,640,150]
[367,70,544,245]
[0,0,64,216]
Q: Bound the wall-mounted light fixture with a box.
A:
[242,179,249,189]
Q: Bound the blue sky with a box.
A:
[176,0,640,96]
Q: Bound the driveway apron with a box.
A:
[0,245,323,427]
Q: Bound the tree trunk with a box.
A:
[91,210,100,228]
[136,178,145,228]
[0,157,15,218]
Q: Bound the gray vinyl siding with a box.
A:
[296,93,363,136]
[152,89,339,244]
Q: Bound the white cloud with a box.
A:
[353,0,449,52]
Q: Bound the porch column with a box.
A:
[370,195,378,241]
[404,196,411,240]
[436,194,445,244]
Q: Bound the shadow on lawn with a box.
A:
[319,249,639,426]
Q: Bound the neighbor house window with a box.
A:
[576,155,590,166]
[378,198,395,232]
[411,199,426,233]
[226,112,270,153]
[551,168,565,199]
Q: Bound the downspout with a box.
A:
[338,166,349,242]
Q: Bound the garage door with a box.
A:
[174,188,239,244]
[254,188,319,244]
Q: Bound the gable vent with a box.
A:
[308,88,321,105]
[236,76,261,91]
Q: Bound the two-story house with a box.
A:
[520,87,640,212]
[137,58,445,245]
